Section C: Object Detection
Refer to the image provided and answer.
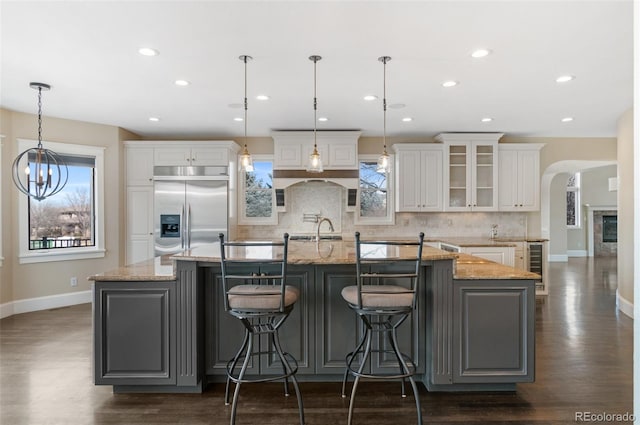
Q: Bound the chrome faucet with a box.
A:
[316,217,334,242]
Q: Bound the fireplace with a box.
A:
[602,215,617,242]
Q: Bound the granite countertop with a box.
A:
[90,240,540,282]
[437,236,548,247]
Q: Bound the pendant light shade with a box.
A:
[307,55,323,173]
[11,82,68,201]
[239,55,254,172]
[376,56,391,174]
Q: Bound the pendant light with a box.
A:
[307,55,323,173]
[376,56,391,174]
[238,55,254,172]
[11,82,68,201]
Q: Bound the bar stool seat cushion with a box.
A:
[341,285,413,308]
[228,285,300,310]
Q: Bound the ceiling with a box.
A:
[0,1,633,140]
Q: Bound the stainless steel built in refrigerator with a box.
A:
[154,166,228,256]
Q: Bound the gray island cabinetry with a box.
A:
[90,242,538,393]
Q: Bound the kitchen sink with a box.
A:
[289,235,342,241]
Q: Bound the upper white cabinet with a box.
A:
[498,144,544,211]
[436,133,502,212]
[392,143,443,212]
[126,146,154,186]
[154,145,229,166]
[272,131,360,169]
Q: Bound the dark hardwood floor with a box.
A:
[0,257,632,424]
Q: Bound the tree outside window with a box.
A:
[28,159,95,250]
[241,159,276,223]
[566,172,581,228]
[359,161,388,218]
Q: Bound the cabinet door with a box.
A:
[126,187,154,264]
[445,143,471,211]
[154,147,191,166]
[315,266,363,375]
[517,150,540,210]
[460,246,515,267]
[274,141,303,168]
[126,147,154,186]
[191,147,228,166]
[471,142,497,211]
[94,281,176,385]
[498,149,519,211]
[328,142,358,168]
[261,267,314,375]
[453,281,535,383]
[419,149,444,211]
[395,149,423,212]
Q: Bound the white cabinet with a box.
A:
[126,147,154,186]
[498,144,543,211]
[125,186,154,264]
[272,131,360,169]
[393,144,443,212]
[460,246,515,267]
[154,146,229,166]
[437,133,502,212]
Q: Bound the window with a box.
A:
[18,139,105,263]
[355,155,394,225]
[566,172,581,228]
[239,156,277,224]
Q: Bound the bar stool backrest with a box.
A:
[354,231,425,311]
[218,233,290,314]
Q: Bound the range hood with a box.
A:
[272,169,359,190]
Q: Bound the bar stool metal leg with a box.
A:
[347,322,373,425]
[272,330,305,425]
[389,321,423,425]
[225,329,251,405]
[230,330,254,425]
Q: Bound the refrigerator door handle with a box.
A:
[187,204,192,249]
[181,205,186,250]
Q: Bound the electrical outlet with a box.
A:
[70,277,78,287]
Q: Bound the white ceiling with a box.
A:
[0,1,633,139]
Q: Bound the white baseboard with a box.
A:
[0,290,92,320]
[567,250,587,257]
[548,254,569,262]
[616,290,634,319]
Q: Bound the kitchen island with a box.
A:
[91,240,539,393]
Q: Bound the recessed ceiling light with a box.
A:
[318,117,329,122]
[561,117,574,122]
[149,117,160,122]
[402,117,413,122]
[388,103,406,109]
[481,117,493,122]
[175,80,190,86]
[556,75,575,83]
[471,49,491,58]
[363,95,378,101]
[234,117,244,122]
[138,47,158,56]
[256,95,270,101]
[442,80,458,88]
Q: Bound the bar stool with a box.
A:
[341,231,424,425]
[218,233,304,425]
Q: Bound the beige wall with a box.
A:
[0,108,129,304]
[617,108,634,305]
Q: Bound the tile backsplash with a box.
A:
[237,181,529,240]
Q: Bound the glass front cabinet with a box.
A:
[436,133,502,212]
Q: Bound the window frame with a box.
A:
[354,154,395,225]
[238,154,277,225]
[566,172,581,229]
[17,139,106,264]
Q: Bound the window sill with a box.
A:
[19,248,106,264]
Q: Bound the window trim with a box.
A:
[354,154,395,225]
[566,172,581,229]
[17,139,106,264]
[238,154,277,225]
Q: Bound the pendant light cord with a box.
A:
[382,56,388,154]
[37,86,43,149]
[313,56,318,149]
[243,55,248,149]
